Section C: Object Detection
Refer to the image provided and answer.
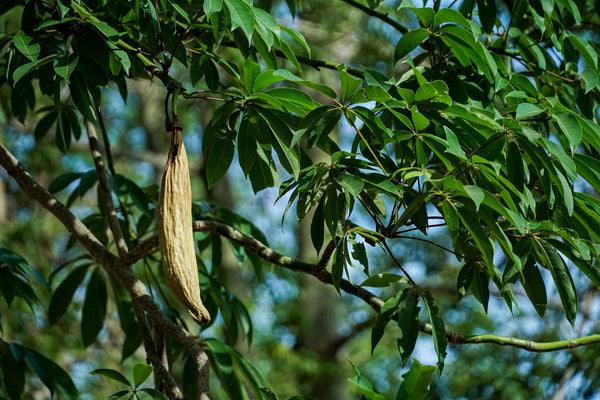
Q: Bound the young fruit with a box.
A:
[158,124,210,325]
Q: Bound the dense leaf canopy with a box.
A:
[1,0,600,398]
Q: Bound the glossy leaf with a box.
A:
[81,268,108,347]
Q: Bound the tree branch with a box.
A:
[0,142,207,400]
[338,0,409,34]
[125,218,600,353]
[85,120,129,257]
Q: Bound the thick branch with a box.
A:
[85,120,129,257]
[0,142,206,399]
[127,218,600,353]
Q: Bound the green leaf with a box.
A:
[581,70,598,94]
[471,266,490,313]
[535,241,578,327]
[348,363,386,400]
[13,35,40,61]
[310,201,325,254]
[0,342,25,400]
[69,71,97,123]
[553,112,581,153]
[204,0,223,18]
[338,66,363,102]
[521,261,547,318]
[206,134,235,188]
[456,208,494,268]
[11,343,80,400]
[568,34,598,69]
[13,54,60,85]
[331,239,345,293]
[53,54,79,83]
[132,363,153,388]
[106,390,130,400]
[48,265,89,324]
[89,368,131,387]
[371,289,404,353]
[139,388,167,400]
[476,0,497,33]
[225,0,254,39]
[433,8,471,28]
[394,28,429,62]
[396,291,420,366]
[81,268,107,347]
[360,273,406,288]
[421,291,447,374]
[248,150,278,193]
[281,25,311,57]
[515,103,545,120]
[396,359,437,400]
[238,116,258,176]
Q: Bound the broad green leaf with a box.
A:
[339,66,363,102]
[11,343,80,400]
[396,359,436,400]
[238,117,258,176]
[204,0,223,18]
[397,291,420,366]
[225,0,254,39]
[48,172,83,194]
[13,54,60,85]
[360,273,406,287]
[53,54,78,83]
[471,266,490,313]
[421,291,447,374]
[69,71,96,123]
[310,201,325,253]
[89,369,131,387]
[264,87,317,115]
[535,241,577,327]
[394,28,429,62]
[281,26,311,57]
[13,35,40,61]
[515,103,545,120]
[568,34,598,69]
[81,268,107,347]
[456,262,475,299]
[553,112,581,153]
[274,69,338,98]
[456,208,494,268]
[521,261,547,318]
[248,151,278,193]
[48,265,89,324]
[348,363,386,400]
[371,289,404,353]
[138,388,167,400]
[477,0,497,32]
[132,363,153,388]
[433,8,471,28]
[331,238,345,293]
[206,134,235,188]
[581,70,598,94]
[0,343,25,400]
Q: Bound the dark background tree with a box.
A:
[1,0,600,399]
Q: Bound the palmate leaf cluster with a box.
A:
[1,0,600,398]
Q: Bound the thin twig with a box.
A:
[339,0,408,34]
[85,120,129,257]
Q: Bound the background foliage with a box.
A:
[1,0,600,398]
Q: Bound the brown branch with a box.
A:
[0,142,206,399]
[85,120,129,257]
[125,218,600,353]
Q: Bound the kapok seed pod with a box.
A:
[158,125,210,325]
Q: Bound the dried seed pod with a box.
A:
[158,125,210,325]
